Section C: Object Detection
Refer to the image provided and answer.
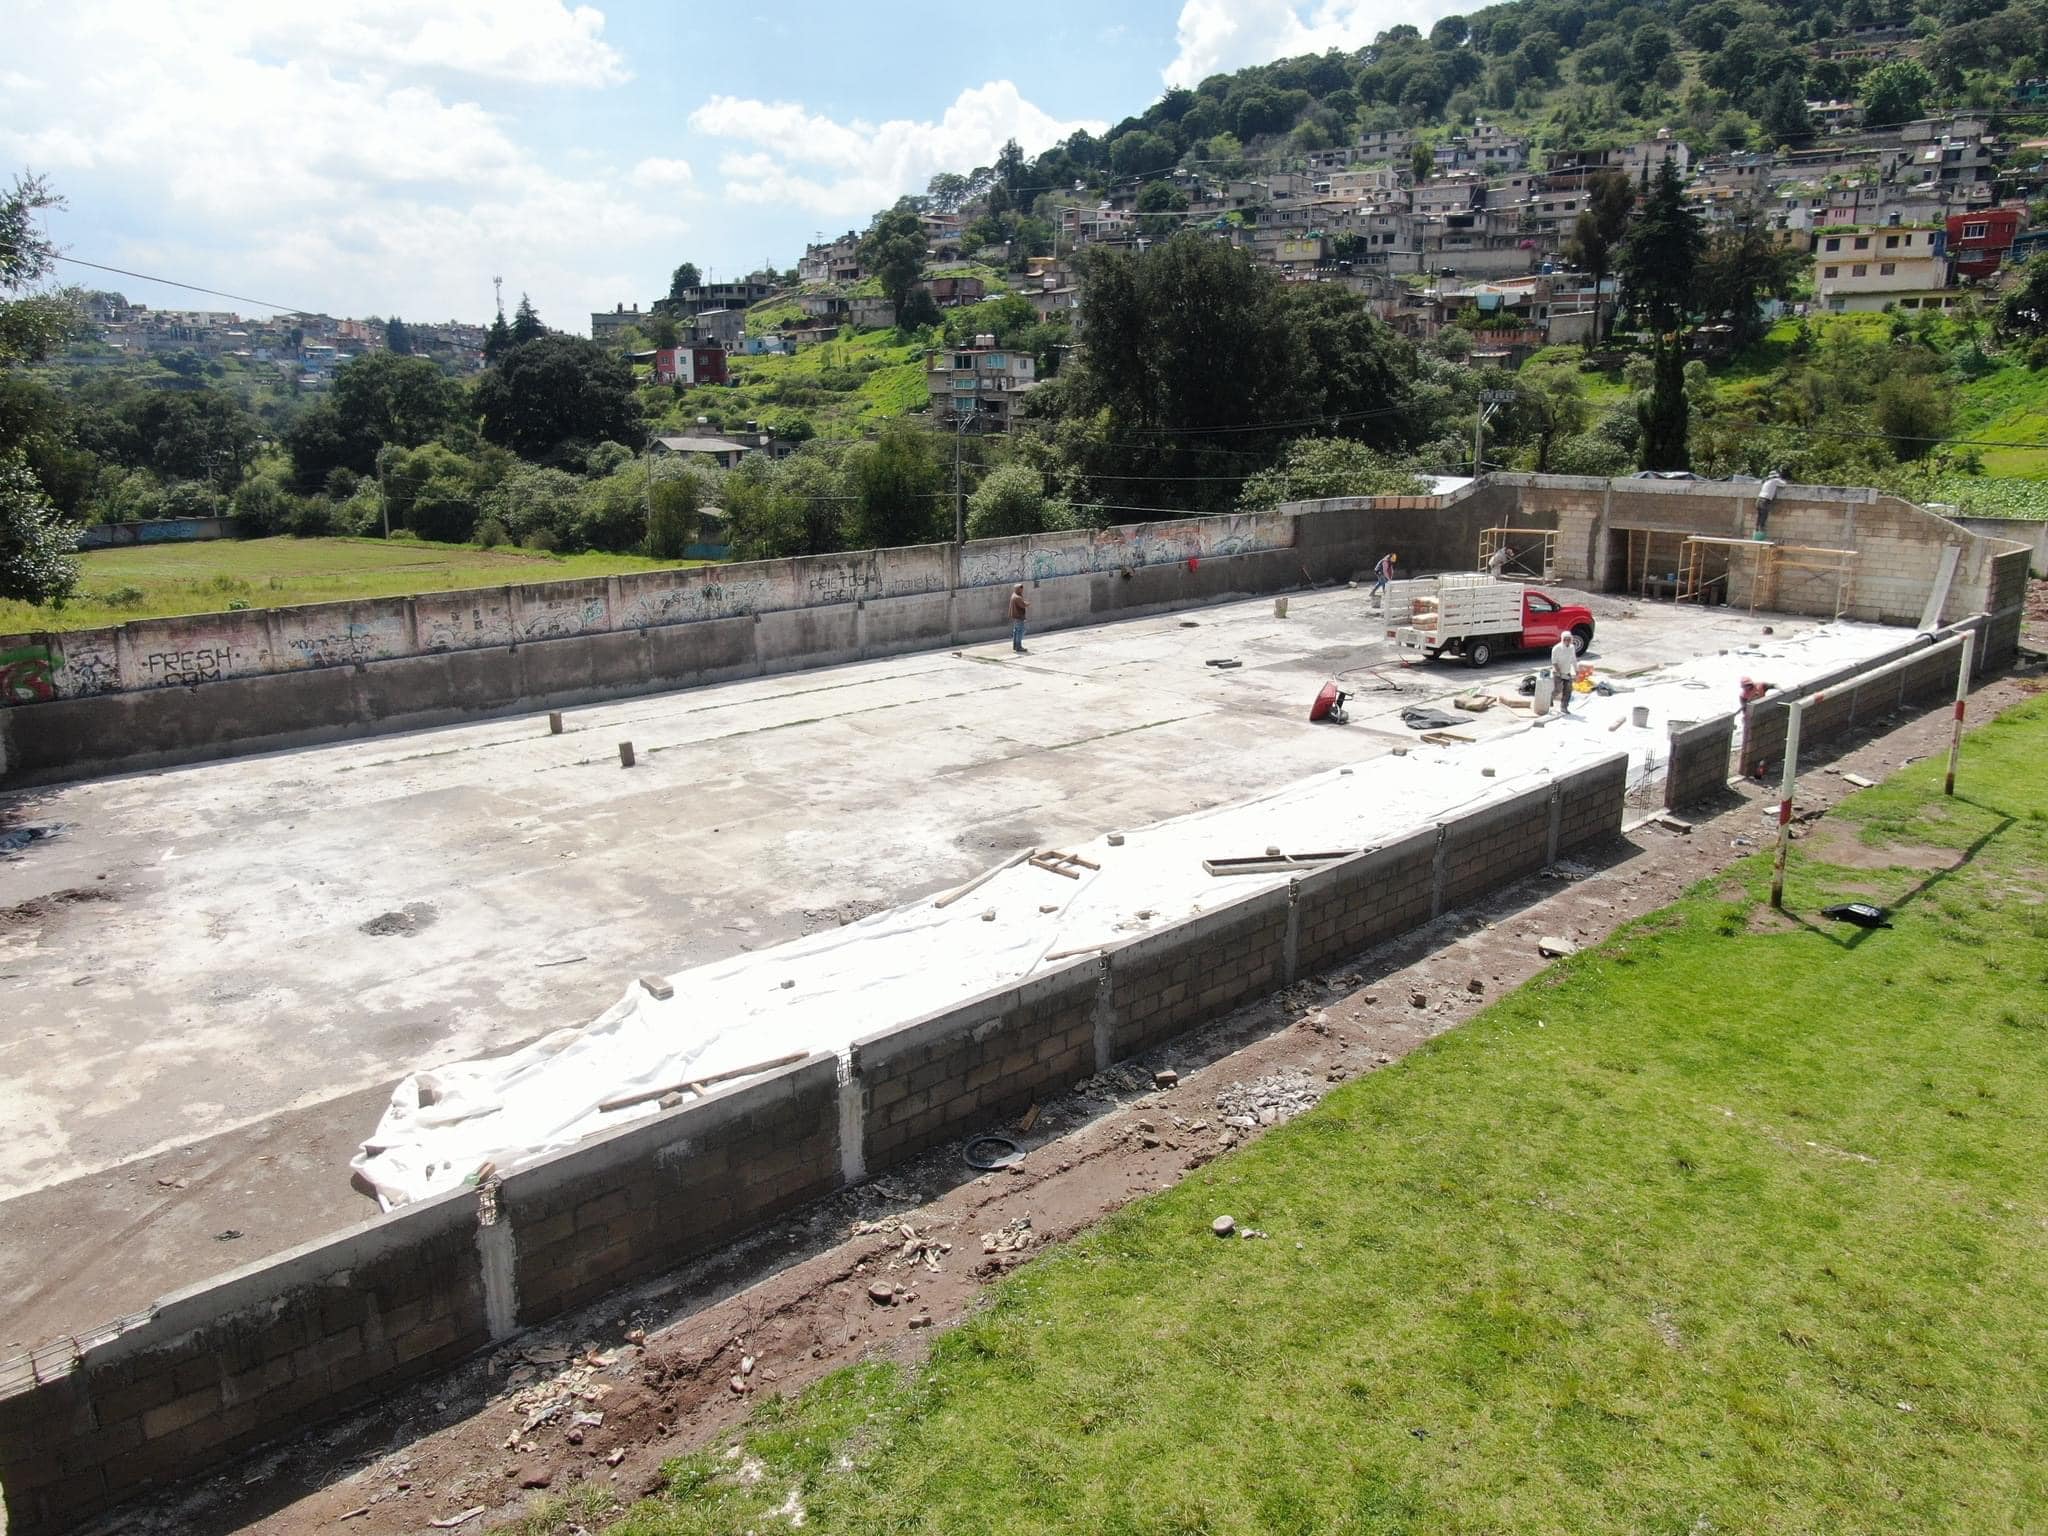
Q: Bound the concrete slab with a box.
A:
[0,584,1823,1345]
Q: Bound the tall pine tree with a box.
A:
[1637,339,1691,471]
[483,311,514,363]
[1620,156,1703,334]
[510,293,545,346]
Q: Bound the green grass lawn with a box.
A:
[2,537,687,633]
[589,696,2048,1536]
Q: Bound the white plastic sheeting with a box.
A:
[353,621,1907,1208]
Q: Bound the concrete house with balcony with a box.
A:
[1812,224,1950,311]
[928,333,1036,427]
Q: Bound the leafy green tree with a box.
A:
[0,448,79,605]
[966,461,1066,538]
[385,315,413,355]
[846,420,942,548]
[511,293,546,347]
[1637,339,1690,470]
[1875,372,1948,460]
[1698,209,1806,350]
[0,173,80,367]
[1136,179,1190,241]
[1620,157,1703,332]
[645,470,702,559]
[476,335,642,465]
[1998,254,2048,335]
[1861,59,1934,126]
[724,451,850,560]
[382,443,486,543]
[1236,437,1424,509]
[859,203,929,318]
[667,263,702,304]
[1109,129,1176,176]
[925,172,969,212]
[334,352,462,455]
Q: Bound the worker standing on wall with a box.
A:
[1371,550,1398,606]
[1487,542,1512,579]
[1009,584,1030,654]
[1549,630,1579,715]
[1755,468,1786,540]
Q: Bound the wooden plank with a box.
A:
[596,1051,809,1114]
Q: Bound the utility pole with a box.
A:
[1475,388,1515,475]
[954,409,972,545]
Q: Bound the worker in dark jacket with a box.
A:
[1009,584,1029,653]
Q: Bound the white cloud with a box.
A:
[632,156,698,189]
[688,82,1106,221]
[1163,0,1465,87]
[0,0,671,328]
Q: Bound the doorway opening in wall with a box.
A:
[1609,527,1689,600]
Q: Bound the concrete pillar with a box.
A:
[1091,955,1116,1073]
[1281,880,1301,986]
[475,1189,519,1340]
[837,1059,865,1185]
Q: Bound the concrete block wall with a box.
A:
[0,1186,489,1535]
[1105,887,1294,1059]
[852,964,1101,1169]
[502,1056,842,1326]
[1554,753,1629,853]
[1436,784,1554,909]
[1986,547,2030,666]
[1665,714,1738,809]
[1291,828,1439,975]
[1739,617,1987,779]
[0,753,1637,1534]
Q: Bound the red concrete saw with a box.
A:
[1309,681,1349,724]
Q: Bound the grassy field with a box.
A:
[583,697,2048,1536]
[1,537,686,633]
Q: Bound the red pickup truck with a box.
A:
[1390,577,1597,668]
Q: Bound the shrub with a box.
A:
[645,476,700,560]
[100,585,147,608]
[474,516,510,549]
[2026,335,2048,371]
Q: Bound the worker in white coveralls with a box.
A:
[1487,542,1511,578]
[1549,631,1578,715]
[1754,468,1786,539]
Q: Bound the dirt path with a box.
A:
[104,669,2045,1536]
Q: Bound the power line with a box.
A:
[51,255,316,315]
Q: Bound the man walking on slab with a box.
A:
[1371,550,1397,606]
[1009,584,1029,653]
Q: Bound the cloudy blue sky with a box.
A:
[5,0,1453,333]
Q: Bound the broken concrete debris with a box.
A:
[1538,935,1579,958]
[1213,1215,1236,1238]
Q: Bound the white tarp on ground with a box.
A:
[353,621,1907,1208]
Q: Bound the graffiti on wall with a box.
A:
[518,597,609,641]
[0,645,57,704]
[143,646,231,686]
[58,634,118,697]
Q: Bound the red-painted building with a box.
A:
[1947,207,2024,279]
[653,343,729,387]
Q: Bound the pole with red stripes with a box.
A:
[1945,635,1970,797]
[1770,698,1805,910]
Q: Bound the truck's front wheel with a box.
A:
[1466,638,1494,668]
[1571,623,1594,653]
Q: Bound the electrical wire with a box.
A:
[51,256,316,315]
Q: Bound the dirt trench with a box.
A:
[105,671,2041,1536]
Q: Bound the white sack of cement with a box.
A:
[353,620,1906,1207]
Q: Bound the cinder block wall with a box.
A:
[1664,715,1738,809]
[852,965,1101,1170]
[502,1057,843,1326]
[1739,617,1986,779]
[0,752,1639,1536]
[0,1188,489,1535]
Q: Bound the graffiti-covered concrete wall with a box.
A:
[0,512,1300,714]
